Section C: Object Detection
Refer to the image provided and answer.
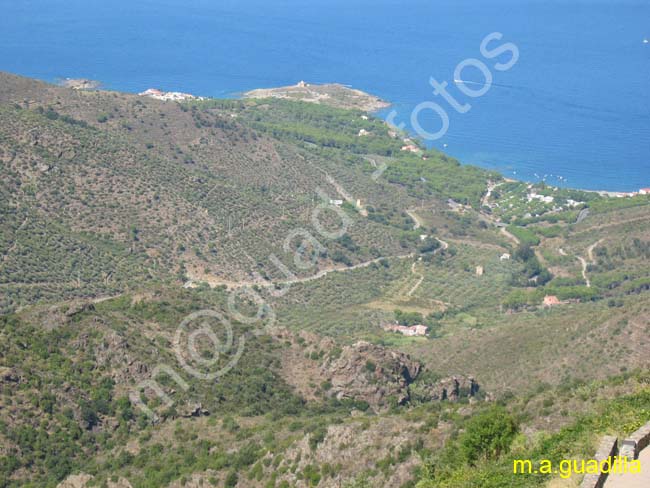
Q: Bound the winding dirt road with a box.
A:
[405,208,423,230]
[500,227,520,246]
[187,252,417,291]
[578,239,604,288]
[187,208,448,293]
[407,261,424,297]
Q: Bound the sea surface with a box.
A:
[1,0,649,191]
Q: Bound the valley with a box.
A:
[0,72,649,488]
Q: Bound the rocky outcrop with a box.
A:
[24,300,96,330]
[276,415,428,488]
[271,329,484,409]
[64,301,96,318]
[57,473,94,488]
[181,403,210,418]
[92,329,150,384]
[429,375,480,402]
[57,474,132,488]
[0,367,22,384]
[320,341,421,409]
[59,78,101,90]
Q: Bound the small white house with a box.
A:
[401,144,420,153]
[566,199,584,207]
[384,324,428,337]
[527,193,554,204]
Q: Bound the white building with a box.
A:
[384,324,428,337]
[139,88,200,101]
[401,144,420,153]
[527,193,554,204]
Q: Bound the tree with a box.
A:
[394,309,424,326]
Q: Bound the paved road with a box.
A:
[605,447,650,488]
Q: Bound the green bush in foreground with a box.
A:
[416,387,650,488]
[459,407,519,465]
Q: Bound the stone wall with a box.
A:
[619,421,650,459]
[579,435,618,488]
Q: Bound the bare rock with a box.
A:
[28,300,96,330]
[320,341,421,409]
[57,473,94,488]
[64,301,96,318]
[429,375,480,402]
[276,416,426,487]
[108,478,133,488]
[56,472,132,488]
[181,403,210,418]
[0,367,22,384]
[92,329,151,385]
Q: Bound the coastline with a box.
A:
[53,74,648,196]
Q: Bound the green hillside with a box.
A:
[0,72,649,488]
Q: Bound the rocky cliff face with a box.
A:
[272,329,483,410]
[429,375,480,402]
[320,341,421,409]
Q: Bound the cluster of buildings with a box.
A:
[383,323,428,337]
[400,137,422,154]
[527,192,555,204]
[515,184,650,215]
[139,88,202,102]
[601,188,650,198]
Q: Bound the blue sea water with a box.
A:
[1,0,649,191]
